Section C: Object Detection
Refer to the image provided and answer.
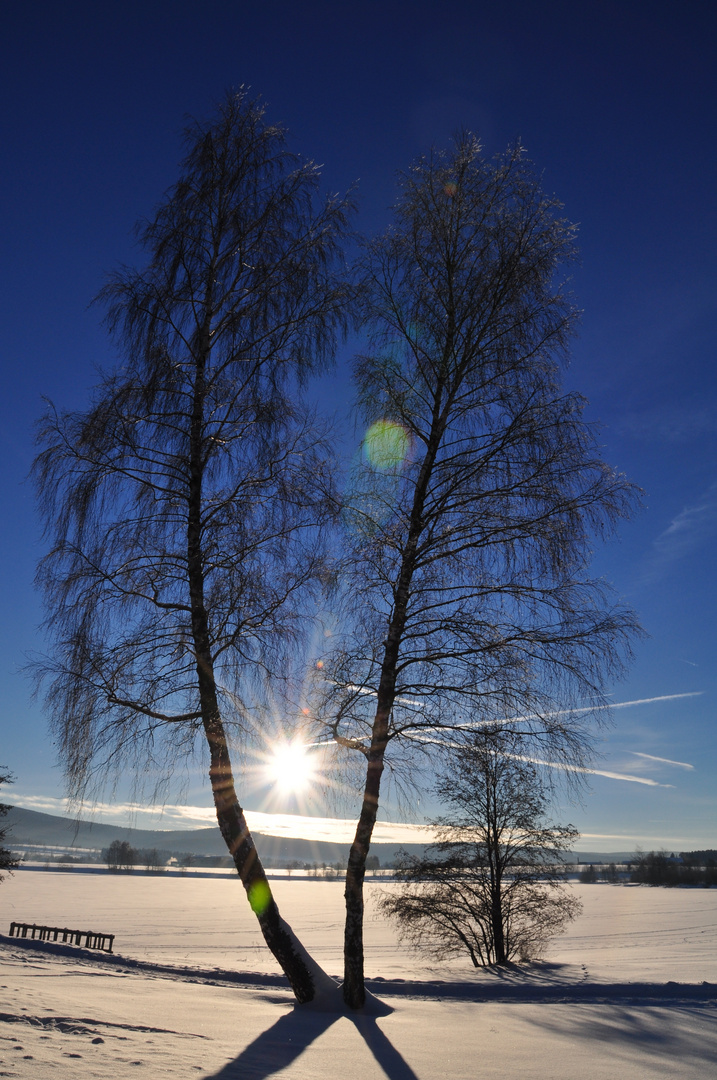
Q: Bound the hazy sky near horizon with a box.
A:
[1,1,715,853]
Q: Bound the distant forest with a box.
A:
[580,850,717,887]
[33,840,717,887]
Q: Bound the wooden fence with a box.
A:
[8,922,114,952]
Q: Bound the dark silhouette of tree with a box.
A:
[0,770,19,881]
[630,850,716,886]
[32,90,352,1003]
[380,730,581,966]
[105,839,137,871]
[320,135,639,1006]
[142,848,166,872]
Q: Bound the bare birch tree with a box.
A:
[379,728,581,966]
[32,91,352,1002]
[319,136,640,1007]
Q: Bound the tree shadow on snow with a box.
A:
[350,1011,421,1080]
[521,1001,717,1067]
[204,1002,420,1080]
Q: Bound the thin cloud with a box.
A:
[245,811,435,845]
[645,480,717,578]
[630,751,694,770]
[614,401,717,445]
[579,832,698,845]
[8,794,436,845]
[9,795,217,827]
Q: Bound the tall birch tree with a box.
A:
[33,91,352,1002]
[321,136,640,1007]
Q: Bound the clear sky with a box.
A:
[1,0,715,852]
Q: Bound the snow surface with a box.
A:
[1,870,715,1077]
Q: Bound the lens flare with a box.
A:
[248,879,272,916]
[444,181,457,197]
[364,420,410,470]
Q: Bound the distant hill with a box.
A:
[5,807,680,869]
[3,806,428,867]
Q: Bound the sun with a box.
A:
[266,739,316,795]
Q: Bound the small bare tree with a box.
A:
[32,91,352,1002]
[105,839,137,872]
[320,135,639,1006]
[142,848,166,872]
[0,770,19,881]
[380,730,581,966]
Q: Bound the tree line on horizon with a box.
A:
[100,839,383,876]
[579,849,717,886]
[28,89,641,1008]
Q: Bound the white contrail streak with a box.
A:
[485,691,704,727]
[401,734,672,787]
[502,753,671,787]
[606,692,703,710]
[336,687,702,727]
[630,751,694,770]
[343,683,424,707]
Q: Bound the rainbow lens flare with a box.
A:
[364,420,410,470]
[248,879,272,916]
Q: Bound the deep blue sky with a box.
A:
[1,0,715,851]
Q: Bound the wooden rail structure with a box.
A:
[8,921,114,952]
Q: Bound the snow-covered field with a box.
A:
[1,869,715,1078]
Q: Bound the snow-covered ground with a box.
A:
[1,870,715,1077]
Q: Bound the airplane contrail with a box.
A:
[630,751,694,770]
[398,734,672,786]
[502,753,672,787]
[334,686,702,724]
[487,691,704,727]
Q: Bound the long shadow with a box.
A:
[204,1003,420,1080]
[204,1007,340,1079]
[349,1013,421,1080]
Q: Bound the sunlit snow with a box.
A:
[1,870,715,1078]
